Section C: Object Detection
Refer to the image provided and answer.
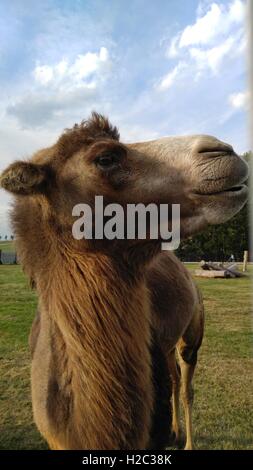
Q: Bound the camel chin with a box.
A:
[199,184,248,225]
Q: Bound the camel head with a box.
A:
[0,112,248,249]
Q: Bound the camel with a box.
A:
[0,112,248,450]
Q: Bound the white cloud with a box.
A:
[55,59,68,78]
[34,64,54,85]
[161,0,246,85]
[6,47,112,127]
[167,34,180,58]
[228,91,248,109]
[6,87,97,128]
[33,47,110,89]
[196,1,210,17]
[170,0,245,52]
[179,3,222,48]
[190,35,236,74]
[229,0,245,22]
[33,47,110,88]
[155,62,186,91]
[219,90,248,124]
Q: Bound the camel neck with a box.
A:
[37,247,153,449]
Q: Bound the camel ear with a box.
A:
[0,161,49,195]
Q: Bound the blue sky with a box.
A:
[0,0,248,236]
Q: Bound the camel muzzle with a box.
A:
[192,145,249,200]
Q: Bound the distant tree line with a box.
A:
[176,203,250,262]
[0,235,14,241]
[176,152,251,262]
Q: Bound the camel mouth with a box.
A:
[216,184,246,194]
[194,183,248,197]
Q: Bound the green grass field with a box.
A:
[0,256,252,449]
[0,241,15,252]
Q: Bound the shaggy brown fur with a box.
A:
[0,114,202,450]
[1,111,246,450]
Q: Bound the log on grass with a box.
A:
[194,269,234,278]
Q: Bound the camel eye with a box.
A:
[95,153,120,170]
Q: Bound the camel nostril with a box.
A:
[194,136,234,157]
[198,147,234,155]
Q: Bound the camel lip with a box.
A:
[193,183,248,197]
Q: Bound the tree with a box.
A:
[176,203,250,261]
